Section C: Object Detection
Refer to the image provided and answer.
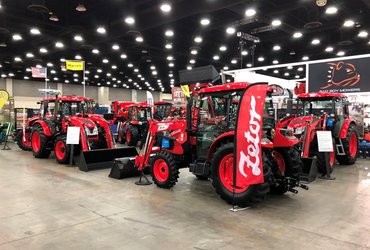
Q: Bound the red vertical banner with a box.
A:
[234,83,268,187]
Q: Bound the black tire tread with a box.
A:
[150,151,179,188]
[31,126,51,158]
[127,125,139,147]
[211,142,271,206]
[16,130,31,151]
[336,124,358,165]
[270,147,302,194]
[54,136,71,164]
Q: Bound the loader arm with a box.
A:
[134,119,187,170]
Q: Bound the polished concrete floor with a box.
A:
[0,143,369,250]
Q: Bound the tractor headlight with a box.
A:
[294,127,305,135]
[85,126,98,136]
[285,128,295,137]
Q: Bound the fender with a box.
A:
[272,128,300,147]
[339,118,354,139]
[33,120,53,136]
[207,131,235,161]
[164,140,184,154]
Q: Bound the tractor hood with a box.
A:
[69,117,99,136]
[285,115,317,136]
[286,116,315,129]
[68,116,96,127]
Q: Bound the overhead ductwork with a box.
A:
[27,0,49,14]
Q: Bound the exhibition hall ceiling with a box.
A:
[0,0,369,92]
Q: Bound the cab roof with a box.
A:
[198,82,250,94]
[297,92,346,99]
[129,102,152,108]
[41,96,93,102]
[198,82,273,94]
[155,101,172,105]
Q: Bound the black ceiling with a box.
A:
[0,0,369,92]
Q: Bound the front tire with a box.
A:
[16,129,32,151]
[54,136,71,164]
[211,143,271,206]
[336,124,359,165]
[126,125,139,147]
[31,126,51,158]
[270,147,302,194]
[150,151,179,188]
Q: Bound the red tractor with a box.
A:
[117,102,153,146]
[114,82,307,206]
[280,92,359,174]
[111,101,136,123]
[16,95,115,166]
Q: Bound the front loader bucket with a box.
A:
[300,156,318,183]
[77,147,138,172]
[109,157,140,179]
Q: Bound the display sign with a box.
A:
[308,57,370,93]
[66,60,84,71]
[172,87,186,103]
[316,131,334,152]
[66,127,80,144]
[234,83,268,186]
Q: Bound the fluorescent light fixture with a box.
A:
[245,8,256,17]
[125,16,135,24]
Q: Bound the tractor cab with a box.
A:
[154,101,173,120]
[128,103,153,123]
[297,92,349,118]
[295,92,350,136]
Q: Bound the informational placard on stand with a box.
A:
[317,131,334,152]
[66,127,80,145]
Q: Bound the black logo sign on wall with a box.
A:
[308,57,368,93]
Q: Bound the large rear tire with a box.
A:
[54,136,71,164]
[126,125,139,147]
[31,126,51,158]
[336,124,359,165]
[150,151,179,188]
[316,150,335,174]
[16,129,32,151]
[310,137,335,174]
[270,147,302,194]
[211,143,271,206]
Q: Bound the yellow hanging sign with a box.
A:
[180,85,190,97]
[0,90,9,110]
[66,60,84,71]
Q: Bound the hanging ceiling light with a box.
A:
[49,13,59,22]
[76,3,87,12]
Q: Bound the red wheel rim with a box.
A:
[273,151,286,174]
[153,159,169,182]
[126,130,131,143]
[329,151,335,167]
[22,133,31,147]
[55,140,66,160]
[219,153,249,193]
[32,132,41,152]
[349,133,358,158]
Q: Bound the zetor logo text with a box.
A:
[238,96,262,178]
